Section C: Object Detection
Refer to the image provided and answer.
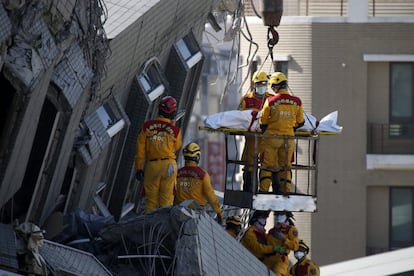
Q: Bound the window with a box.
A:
[390,63,414,138]
[274,61,288,76]
[137,57,166,103]
[175,34,203,69]
[390,187,414,248]
[273,55,291,76]
[96,98,128,137]
[165,32,204,138]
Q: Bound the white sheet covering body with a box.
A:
[204,110,261,131]
[204,110,343,133]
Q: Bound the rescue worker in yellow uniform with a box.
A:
[241,210,286,263]
[264,211,299,276]
[259,72,305,193]
[290,240,320,276]
[225,215,242,239]
[135,96,182,213]
[238,70,272,192]
[174,142,223,221]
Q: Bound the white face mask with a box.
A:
[276,214,287,223]
[294,251,305,260]
[255,86,267,95]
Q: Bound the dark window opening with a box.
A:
[390,187,414,249]
[0,72,19,167]
[59,159,77,214]
[14,99,58,222]
[273,60,288,76]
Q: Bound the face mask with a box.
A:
[276,214,287,223]
[294,251,305,260]
[255,86,267,95]
[257,218,267,226]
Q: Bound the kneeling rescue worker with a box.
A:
[174,142,223,222]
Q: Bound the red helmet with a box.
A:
[159,96,177,114]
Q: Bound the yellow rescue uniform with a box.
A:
[174,162,222,218]
[290,257,320,276]
[238,91,271,192]
[259,90,304,192]
[264,223,299,276]
[241,224,274,261]
[135,117,182,213]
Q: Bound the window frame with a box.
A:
[272,55,290,76]
[175,33,203,69]
[136,57,167,103]
[96,98,128,138]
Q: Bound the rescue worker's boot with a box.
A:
[271,172,280,194]
[243,170,253,192]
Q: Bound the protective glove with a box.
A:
[135,170,144,181]
[260,124,268,133]
[273,245,286,255]
[272,231,286,242]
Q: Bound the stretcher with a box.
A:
[199,126,339,212]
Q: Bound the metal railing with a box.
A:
[367,123,414,154]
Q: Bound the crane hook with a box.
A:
[267,26,279,61]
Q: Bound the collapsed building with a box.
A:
[0,0,279,275]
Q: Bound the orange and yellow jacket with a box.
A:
[239,91,271,111]
[241,224,274,260]
[260,90,304,136]
[174,162,222,217]
[135,117,181,170]
[290,257,320,276]
[267,222,299,253]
